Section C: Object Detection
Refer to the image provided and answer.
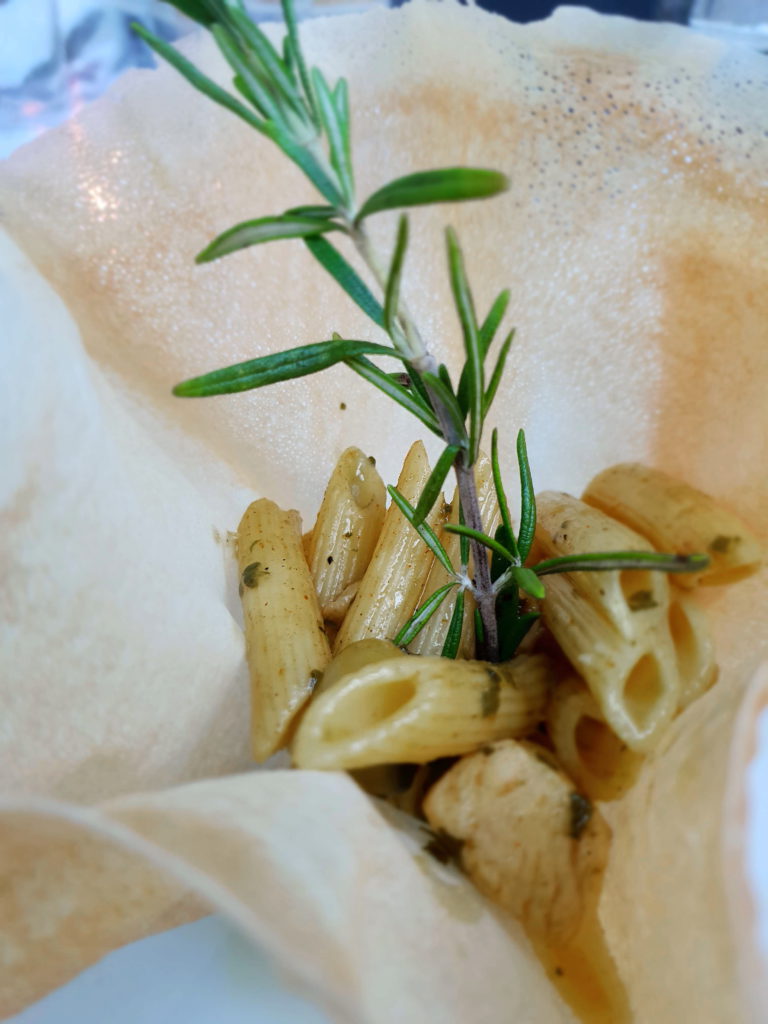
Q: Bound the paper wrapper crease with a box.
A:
[0,2,766,1020]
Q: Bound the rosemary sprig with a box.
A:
[136,0,709,663]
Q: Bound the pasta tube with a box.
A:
[547,676,644,801]
[669,592,718,710]
[237,499,331,762]
[307,447,386,617]
[292,654,552,769]
[583,463,763,587]
[313,638,406,697]
[539,570,678,751]
[333,441,445,653]
[322,580,359,626]
[409,451,499,657]
[423,739,610,943]
[536,491,671,641]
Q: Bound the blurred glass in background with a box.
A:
[0,0,383,158]
[0,0,765,159]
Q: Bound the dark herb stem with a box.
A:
[350,222,425,362]
[350,222,498,660]
[454,452,499,661]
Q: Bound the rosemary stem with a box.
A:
[454,453,499,661]
[351,224,425,361]
[351,223,499,661]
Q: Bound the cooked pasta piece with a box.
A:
[307,447,386,617]
[668,592,718,710]
[292,654,551,769]
[333,441,445,653]
[583,463,763,587]
[313,638,406,697]
[538,569,678,751]
[302,529,313,563]
[536,492,671,641]
[237,498,331,762]
[322,580,359,626]
[423,739,610,943]
[409,451,499,658]
[547,676,644,801]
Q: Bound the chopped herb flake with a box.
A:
[569,791,593,839]
[480,668,502,717]
[421,826,465,865]
[241,562,269,588]
[709,534,739,554]
[628,589,658,611]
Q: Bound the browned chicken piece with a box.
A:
[423,739,610,943]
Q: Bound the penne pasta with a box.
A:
[409,451,499,658]
[538,569,679,751]
[322,580,360,626]
[423,739,610,943]
[313,637,407,697]
[302,529,313,564]
[237,498,331,762]
[307,447,386,617]
[547,676,644,801]
[668,592,718,710]
[332,441,445,653]
[582,463,763,588]
[292,654,552,770]
[536,492,671,641]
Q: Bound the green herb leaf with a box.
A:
[413,444,461,526]
[388,486,456,576]
[456,290,511,413]
[196,215,338,263]
[516,429,536,562]
[356,167,509,221]
[229,8,303,116]
[304,237,384,327]
[394,583,458,646]
[441,589,465,659]
[312,68,354,208]
[496,588,539,661]
[281,33,298,87]
[403,363,434,413]
[490,522,514,582]
[333,78,353,194]
[157,0,219,27]
[421,371,469,448]
[490,429,520,562]
[479,289,511,352]
[261,121,344,207]
[344,356,441,436]
[285,205,337,219]
[281,0,319,128]
[213,24,282,124]
[511,566,546,600]
[174,339,405,397]
[132,24,266,134]
[444,523,516,564]
[483,328,515,416]
[532,551,711,576]
[446,228,482,461]
[437,362,453,392]
[384,215,409,337]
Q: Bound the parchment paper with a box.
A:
[1,3,766,1020]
